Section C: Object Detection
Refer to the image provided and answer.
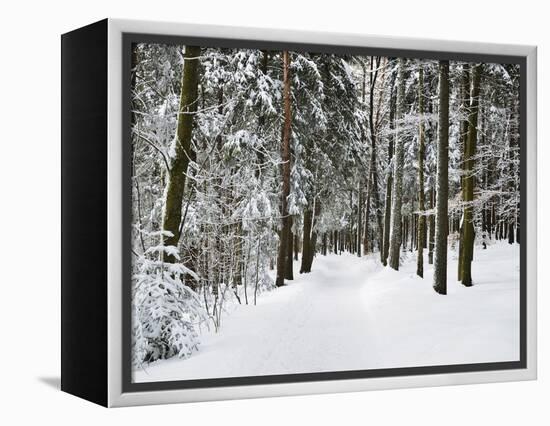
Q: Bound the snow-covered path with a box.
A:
[134,242,520,383]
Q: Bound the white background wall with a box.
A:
[0,0,546,423]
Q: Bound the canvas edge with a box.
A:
[106,18,537,407]
[525,45,537,380]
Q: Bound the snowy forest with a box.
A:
[130,43,521,381]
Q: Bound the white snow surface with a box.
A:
[133,242,520,382]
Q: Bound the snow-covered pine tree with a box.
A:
[132,241,208,366]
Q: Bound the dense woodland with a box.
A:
[130,43,520,366]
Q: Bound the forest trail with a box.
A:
[134,242,520,383]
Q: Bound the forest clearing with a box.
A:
[130,43,521,380]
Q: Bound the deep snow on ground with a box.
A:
[133,241,520,383]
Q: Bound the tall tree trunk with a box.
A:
[405,220,408,250]
[285,218,294,280]
[416,66,426,278]
[383,195,392,263]
[161,45,201,263]
[359,62,369,255]
[363,182,371,254]
[294,233,299,260]
[349,190,355,254]
[368,156,384,258]
[372,168,384,258]
[255,50,269,178]
[460,64,482,287]
[310,231,318,266]
[457,64,471,281]
[301,216,313,273]
[210,83,227,292]
[275,50,292,287]
[382,72,397,266]
[233,223,243,287]
[307,200,321,270]
[363,57,383,258]
[428,186,435,264]
[412,213,416,251]
[357,181,362,257]
[388,58,406,270]
[433,60,450,295]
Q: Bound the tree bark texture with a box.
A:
[416,66,426,278]
[276,50,292,287]
[161,45,201,263]
[388,58,406,270]
[433,60,450,295]
[459,64,482,287]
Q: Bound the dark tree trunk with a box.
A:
[362,57,384,260]
[285,219,294,280]
[357,183,362,257]
[308,200,321,269]
[372,162,384,258]
[508,222,515,244]
[460,64,482,287]
[255,50,269,177]
[275,51,292,287]
[428,187,435,264]
[516,211,520,243]
[487,203,493,239]
[388,58,406,270]
[382,67,397,266]
[416,67,426,277]
[294,233,299,261]
[161,45,201,263]
[310,232,318,267]
[458,64,471,281]
[433,60,450,295]
[301,209,312,273]
[234,224,243,287]
[414,214,417,250]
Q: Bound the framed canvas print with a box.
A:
[61,18,537,407]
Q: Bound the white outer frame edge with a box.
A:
[107,18,537,407]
